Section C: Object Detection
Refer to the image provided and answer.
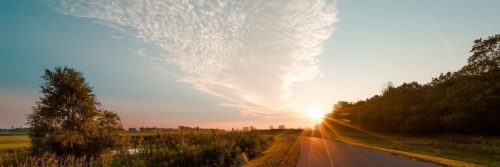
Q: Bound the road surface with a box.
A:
[296,137,436,167]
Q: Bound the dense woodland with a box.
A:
[331,34,500,135]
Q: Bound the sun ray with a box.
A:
[318,124,335,167]
[321,119,374,163]
[322,116,404,146]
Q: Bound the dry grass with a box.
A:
[244,130,303,167]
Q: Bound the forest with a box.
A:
[331,34,500,134]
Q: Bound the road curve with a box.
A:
[296,137,436,167]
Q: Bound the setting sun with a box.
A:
[1,1,499,166]
[307,106,326,121]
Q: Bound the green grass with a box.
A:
[315,119,500,167]
[0,136,30,151]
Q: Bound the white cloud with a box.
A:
[46,0,337,116]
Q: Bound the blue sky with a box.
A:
[1,0,499,129]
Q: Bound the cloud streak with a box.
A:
[46,0,337,116]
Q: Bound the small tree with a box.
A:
[27,67,124,156]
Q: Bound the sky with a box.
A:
[1,0,499,129]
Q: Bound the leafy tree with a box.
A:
[27,67,124,156]
[333,101,353,111]
[463,34,500,75]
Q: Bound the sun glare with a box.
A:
[307,106,326,121]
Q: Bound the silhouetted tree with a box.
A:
[27,67,124,156]
[463,34,500,75]
[278,125,285,129]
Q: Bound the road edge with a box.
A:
[321,137,482,167]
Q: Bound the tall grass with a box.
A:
[1,153,114,167]
[0,131,268,167]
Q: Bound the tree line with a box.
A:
[0,127,28,134]
[331,34,500,135]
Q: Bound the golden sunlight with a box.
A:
[307,106,326,122]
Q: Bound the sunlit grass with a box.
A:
[0,136,30,151]
[244,129,303,167]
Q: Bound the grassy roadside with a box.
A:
[314,118,500,167]
[244,130,303,167]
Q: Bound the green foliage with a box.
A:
[464,34,500,75]
[1,132,267,167]
[332,34,500,134]
[27,67,125,156]
[113,132,266,167]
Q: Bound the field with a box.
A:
[0,130,230,152]
[0,130,303,166]
[0,135,30,153]
[316,119,500,167]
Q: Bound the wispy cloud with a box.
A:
[433,23,457,68]
[46,0,337,116]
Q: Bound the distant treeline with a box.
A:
[128,126,226,132]
[331,34,500,135]
[0,127,28,134]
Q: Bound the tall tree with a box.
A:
[27,67,124,156]
[463,34,500,75]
